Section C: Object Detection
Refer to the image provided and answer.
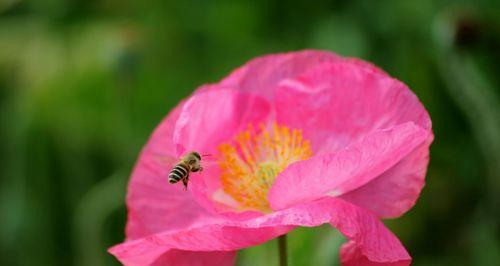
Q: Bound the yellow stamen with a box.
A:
[218,123,312,212]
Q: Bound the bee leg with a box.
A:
[182,174,189,190]
[199,166,203,172]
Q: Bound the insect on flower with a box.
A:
[155,152,211,190]
[109,50,434,266]
[168,151,210,190]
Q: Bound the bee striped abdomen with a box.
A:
[169,164,189,184]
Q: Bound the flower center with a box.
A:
[218,124,312,212]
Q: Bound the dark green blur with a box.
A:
[0,0,499,265]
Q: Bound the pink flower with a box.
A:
[109,50,433,266]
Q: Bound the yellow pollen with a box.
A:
[218,123,312,212]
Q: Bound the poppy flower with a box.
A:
[109,50,433,266]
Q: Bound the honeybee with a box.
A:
[168,151,204,190]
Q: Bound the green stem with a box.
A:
[278,234,288,266]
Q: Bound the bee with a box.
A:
[168,151,204,190]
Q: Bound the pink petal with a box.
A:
[187,162,266,219]
[125,101,220,240]
[220,50,389,99]
[340,241,410,266]
[109,197,410,266]
[272,60,432,216]
[340,136,433,218]
[274,61,431,153]
[171,88,272,216]
[152,250,236,266]
[173,88,271,156]
[269,122,429,211]
[220,50,342,98]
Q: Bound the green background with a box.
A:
[0,0,499,265]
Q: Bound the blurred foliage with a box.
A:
[0,0,499,265]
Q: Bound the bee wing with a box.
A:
[151,153,178,169]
